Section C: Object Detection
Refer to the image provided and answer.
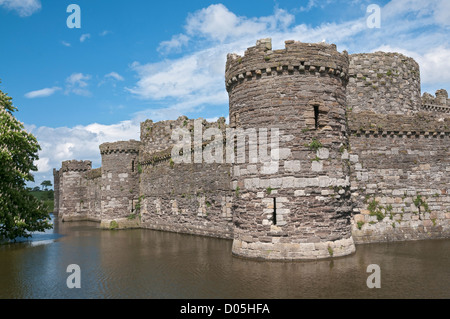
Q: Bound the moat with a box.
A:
[0,215,449,299]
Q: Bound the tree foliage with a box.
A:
[0,83,52,241]
[41,180,52,190]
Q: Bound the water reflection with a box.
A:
[10,214,63,247]
[0,217,449,299]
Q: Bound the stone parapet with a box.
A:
[61,160,92,172]
[226,39,349,92]
[100,140,141,155]
[348,111,450,134]
[140,116,227,157]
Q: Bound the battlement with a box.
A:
[421,90,449,113]
[140,116,227,157]
[349,111,450,137]
[225,39,349,91]
[61,160,92,172]
[99,140,141,155]
[140,116,192,147]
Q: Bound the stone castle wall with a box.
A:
[348,112,450,243]
[85,168,102,221]
[54,38,450,261]
[139,160,234,239]
[139,117,233,238]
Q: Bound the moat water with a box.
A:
[0,215,449,299]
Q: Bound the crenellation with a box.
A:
[421,89,450,114]
[54,38,450,260]
[61,160,92,172]
[226,39,349,93]
[140,116,227,162]
[99,140,141,155]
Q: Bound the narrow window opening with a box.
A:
[314,105,320,130]
[273,198,277,225]
[132,160,135,173]
[232,113,237,128]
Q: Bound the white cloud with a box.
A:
[25,87,61,99]
[99,30,111,36]
[27,119,141,184]
[158,34,190,54]
[184,4,294,43]
[132,91,228,123]
[105,72,124,81]
[433,0,450,26]
[383,0,450,27]
[61,41,71,47]
[65,73,91,96]
[0,0,41,17]
[80,33,91,43]
[34,157,51,173]
[128,50,224,100]
[99,72,125,87]
[374,45,450,87]
[298,0,318,12]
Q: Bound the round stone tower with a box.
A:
[99,140,141,220]
[347,52,421,115]
[59,160,92,221]
[225,39,356,260]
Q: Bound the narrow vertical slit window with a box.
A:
[273,197,277,225]
[314,105,320,130]
[132,160,135,173]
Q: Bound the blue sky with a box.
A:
[0,0,449,187]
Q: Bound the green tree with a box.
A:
[0,83,52,241]
[41,180,52,191]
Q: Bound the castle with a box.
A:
[54,39,450,260]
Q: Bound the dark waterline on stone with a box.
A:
[0,217,449,299]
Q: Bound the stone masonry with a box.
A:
[226,39,355,260]
[54,39,450,261]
